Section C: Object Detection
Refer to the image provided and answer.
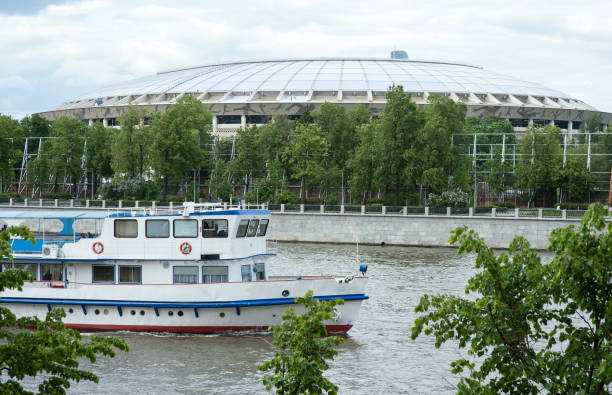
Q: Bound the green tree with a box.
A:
[561,145,593,202]
[258,291,345,394]
[46,117,87,195]
[0,226,128,393]
[234,125,264,194]
[20,114,51,138]
[417,95,469,191]
[379,85,423,205]
[208,159,232,201]
[150,96,213,200]
[516,125,563,206]
[112,106,149,179]
[349,121,383,204]
[0,115,23,190]
[86,121,115,196]
[282,124,329,203]
[411,203,611,394]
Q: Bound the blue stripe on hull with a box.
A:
[0,294,369,309]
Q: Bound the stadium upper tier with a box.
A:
[39,58,611,135]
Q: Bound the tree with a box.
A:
[257,291,345,394]
[516,125,563,206]
[46,117,87,195]
[86,121,115,196]
[149,96,214,200]
[349,121,383,204]
[378,85,423,205]
[112,106,149,179]
[411,203,611,394]
[233,125,264,194]
[0,226,128,393]
[561,145,592,202]
[417,95,469,191]
[0,115,23,191]
[282,124,329,203]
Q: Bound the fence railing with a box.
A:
[0,198,590,220]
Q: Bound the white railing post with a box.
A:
[70,199,74,208]
[562,209,567,219]
[152,201,156,209]
[102,200,106,208]
[425,206,429,216]
[39,198,43,207]
[403,206,407,215]
[515,208,519,218]
[446,207,451,216]
[538,209,543,219]
[382,206,386,215]
[469,207,473,217]
[54,199,58,207]
[86,199,90,208]
[24,198,28,207]
[300,204,304,213]
[118,200,123,209]
[9,198,13,206]
[340,205,345,214]
[135,201,139,208]
[320,204,324,214]
[169,201,174,210]
[361,205,365,214]
[280,204,285,213]
[492,207,496,217]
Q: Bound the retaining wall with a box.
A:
[268,213,583,249]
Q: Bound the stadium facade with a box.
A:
[37,57,612,138]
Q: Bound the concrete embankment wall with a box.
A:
[268,213,581,249]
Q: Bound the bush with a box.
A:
[271,190,298,204]
[99,178,160,201]
[427,189,469,208]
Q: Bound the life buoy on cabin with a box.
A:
[180,242,192,255]
[92,242,104,254]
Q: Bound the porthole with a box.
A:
[103,309,109,315]
[140,310,145,316]
[168,311,174,317]
[94,309,100,315]
[177,311,183,317]
[68,308,74,314]
[282,290,290,297]
[219,312,225,318]
[130,310,136,316]
[272,314,276,318]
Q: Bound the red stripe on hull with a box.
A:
[66,323,353,334]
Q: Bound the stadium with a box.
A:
[37,56,612,137]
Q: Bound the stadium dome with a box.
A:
[38,58,611,137]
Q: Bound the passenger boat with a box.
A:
[0,203,368,334]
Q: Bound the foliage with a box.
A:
[411,203,611,394]
[516,125,563,206]
[86,121,115,191]
[427,188,470,208]
[208,160,232,201]
[0,226,129,393]
[149,96,213,200]
[98,178,159,201]
[0,115,24,187]
[271,189,299,204]
[258,290,345,394]
[45,116,87,192]
[112,106,150,179]
[349,121,383,204]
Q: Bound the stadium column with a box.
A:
[103,118,108,127]
[88,119,93,126]
[241,115,246,130]
[212,115,218,134]
[568,120,574,139]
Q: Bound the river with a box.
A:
[29,242,478,394]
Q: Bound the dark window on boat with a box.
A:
[202,219,228,238]
[174,266,198,283]
[119,265,141,283]
[2,263,37,280]
[41,263,63,281]
[257,219,269,236]
[202,266,228,283]
[241,264,251,282]
[146,219,169,238]
[115,219,138,238]
[254,263,265,281]
[246,219,259,237]
[235,219,249,238]
[92,265,114,283]
[174,219,198,238]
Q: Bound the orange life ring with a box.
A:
[180,242,192,255]
[92,242,104,254]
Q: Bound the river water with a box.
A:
[28,242,478,394]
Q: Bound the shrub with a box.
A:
[427,188,469,208]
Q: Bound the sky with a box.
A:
[1,0,611,120]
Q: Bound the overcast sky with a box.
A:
[1,0,611,119]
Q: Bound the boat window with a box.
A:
[146,220,169,238]
[254,262,265,281]
[235,220,249,238]
[202,266,228,283]
[2,263,37,280]
[92,265,115,283]
[115,219,138,238]
[41,263,63,281]
[174,266,198,283]
[246,219,259,237]
[174,219,198,238]
[202,219,228,238]
[257,219,269,236]
[241,264,252,282]
[119,266,141,283]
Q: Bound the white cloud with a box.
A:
[0,0,611,117]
